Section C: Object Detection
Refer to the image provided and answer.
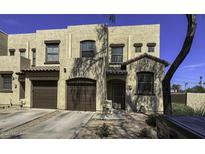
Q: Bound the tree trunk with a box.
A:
[163,15,197,115]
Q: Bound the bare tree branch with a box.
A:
[162,15,197,115]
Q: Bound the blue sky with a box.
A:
[0,14,204,88]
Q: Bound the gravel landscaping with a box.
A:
[75,113,157,139]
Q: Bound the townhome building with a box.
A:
[0,24,169,113]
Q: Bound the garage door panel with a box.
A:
[67,79,96,111]
[33,81,57,109]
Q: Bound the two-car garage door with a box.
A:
[67,78,96,111]
[32,78,96,111]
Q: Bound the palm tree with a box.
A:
[162,15,197,115]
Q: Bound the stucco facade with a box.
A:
[0,24,168,113]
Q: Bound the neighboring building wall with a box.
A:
[187,93,205,110]
[0,31,8,56]
[0,56,30,105]
[126,57,165,113]
[8,33,36,59]
[109,24,160,63]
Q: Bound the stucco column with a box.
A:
[127,35,131,60]
[68,33,72,58]
[57,68,66,110]
[25,78,32,108]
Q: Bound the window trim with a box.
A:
[44,41,60,64]
[137,72,154,95]
[80,40,96,58]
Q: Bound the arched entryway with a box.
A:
[107,79,125,110]
[66,78,96,111]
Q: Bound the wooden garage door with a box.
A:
[67,78,96,111]
[32,80,57,109]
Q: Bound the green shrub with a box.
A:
[146,114,157,127]
[172,103,195,116]
[96,123,111,138]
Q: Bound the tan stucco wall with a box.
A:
[0,31,8,56]
[126,57,165,113]
[108,24,160,63]
[187,93,205,110]
[35,29,67,66]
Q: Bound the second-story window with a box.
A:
[147,43,156,52]
[80,40,95,57]
[110,44,124,63]
[45,41,60,63]
[9,49,15,56]
[19,48,26,57]
[32,48,36,66]
[134,43,143,53]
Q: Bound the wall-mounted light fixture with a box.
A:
[64,68,67,73]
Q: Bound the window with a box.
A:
[2,74,12,90]
[19,49,26,57]
[135,46,142,52]
[46,44,59,62]
[110,44,124,63]
[134,43,142,52]
[80,40,95,57]
[148,46,155,52]
[137,72,154,95]
[9,49,15,56]
[147,43,156,52]
[32,48,36,66]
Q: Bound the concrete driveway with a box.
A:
[0,109,54,133]
[0,109,94,139]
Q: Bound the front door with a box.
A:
[112,84,125,110]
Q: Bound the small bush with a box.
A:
[146,114,157,127]
[96,123,111,138]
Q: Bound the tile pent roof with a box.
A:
[121,53,169,67]
[106,67,127,75]
[22,66,60,72]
